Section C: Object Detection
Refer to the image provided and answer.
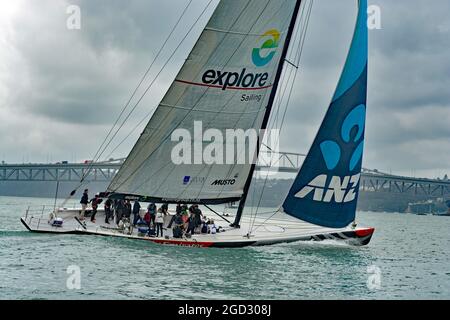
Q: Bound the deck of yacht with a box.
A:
[21,206,374,247]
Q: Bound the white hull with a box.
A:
[21,207,374,248]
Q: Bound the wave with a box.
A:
[0,230,37,238]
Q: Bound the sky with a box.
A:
[0,0,449,179]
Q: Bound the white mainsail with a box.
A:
[108,0,299,203]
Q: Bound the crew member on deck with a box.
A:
[90,194,102,223]
[79,189,89,221]
[161,203,169,215]
[147,203,157,226]
[181,205,189,231]
[193,205,203,232]
[115,199,125,224]
[132,200,141,226]
[155,208,166,238]
[186,206,196,235]
[124,200,132,219]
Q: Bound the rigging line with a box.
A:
[126,0,293,203]
[266,35,298,132]
[202,204,231,224]
[250,0,314,234]
[109,0,256,180]
[257,0,313,185]
[266,1,307,134]
[271,0,312,136]
[249,73,296,232]
[235,0,304,228]
[248,2,306,219]
[249,51,298,233]
[109,0,255,192]
[100,0,195,161]
[90,0,214,172]
[268,0,313,168]
[265,67,292,143]
[80,0,195,183]
[265,52,297,142]
[208,1,299,202]
[265,0,306,133]
[103,108,154,161]
[57,1,204,209]
[193,1,297,202]
[59,0,198,207]
[98,3,219,194]
[284,59,299,69]
[250,12,305,219]
[254,0,313,204]
[121,1,291,197]
[247,18,304,230]
[126,0,275,199]
[262,0,312,169]
[124,0,286,172]
[266,60,296,141]
[110,0,271,194]
[53,181,60,214]
[118,0,291,200]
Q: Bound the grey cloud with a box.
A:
[0,0,449,177]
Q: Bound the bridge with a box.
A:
[1,152,449,197]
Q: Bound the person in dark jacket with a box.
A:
[170,211,184,238]
[132,201,141,226]
[104,198,112,224]
[79,189,89,220]
[147,203,157,227]
[115,200,125,224]
[193,205,203,230]
[90,194,102,223]
[124,200,132,219]
[187,205,203,233]
[168,208,182,229]
[186,206,196,235]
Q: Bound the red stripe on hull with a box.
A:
[149,239,214,248]
[355,228,375,238]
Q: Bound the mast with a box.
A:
[232,0,303,228]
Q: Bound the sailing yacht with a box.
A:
[21,0,375,248]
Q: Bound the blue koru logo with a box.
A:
[319,104,366,172]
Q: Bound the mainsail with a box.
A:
[108,0,301,204]
[282,0,368,228]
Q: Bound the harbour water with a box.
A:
[0,196,449,300]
